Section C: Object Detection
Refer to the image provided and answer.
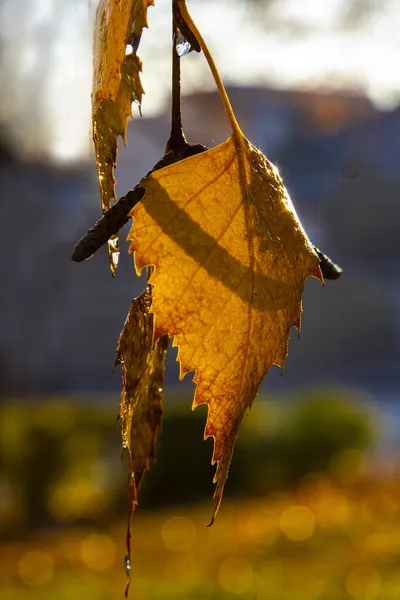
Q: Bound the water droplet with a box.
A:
[124,554,131,576]
[176,31,191,57]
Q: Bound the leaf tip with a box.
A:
[206,511,216,528]
[311,261,324,285]
[207,489,223,526]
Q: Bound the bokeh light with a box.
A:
[239,509,280,546]
[346,566,381,600]
[163,553,200,591]
[218,557,254,594]
[18,550,53,587]
[161,516,196,552]
[80,534,116,571]
[280,505,316,541]
[299,475,352,529]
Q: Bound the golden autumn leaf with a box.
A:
[127,133,323,521]
[93,0,154,274]
[115,286,168,504]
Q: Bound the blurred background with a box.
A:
[1,0,400,598]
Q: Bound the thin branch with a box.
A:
[165,1,187,152]
[71,145,207,263]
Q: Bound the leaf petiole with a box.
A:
[176,0,244,142]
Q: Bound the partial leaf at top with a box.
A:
[127,134,323,522]
[92,0,154,274]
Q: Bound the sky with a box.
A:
[0,0,399,162]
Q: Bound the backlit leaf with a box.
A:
[128,133,323,521]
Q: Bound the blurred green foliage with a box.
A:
[0,399,125,534]
[0,389,377,535]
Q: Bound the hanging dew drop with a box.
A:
[124,553,132,598]
[124,554,131,576]
[176,31,191,57]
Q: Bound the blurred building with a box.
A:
[1,86,399,398]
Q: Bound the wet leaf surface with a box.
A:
[92,0,154,274]
[116,287,168,503]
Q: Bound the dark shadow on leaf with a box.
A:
[136,175,311,312]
